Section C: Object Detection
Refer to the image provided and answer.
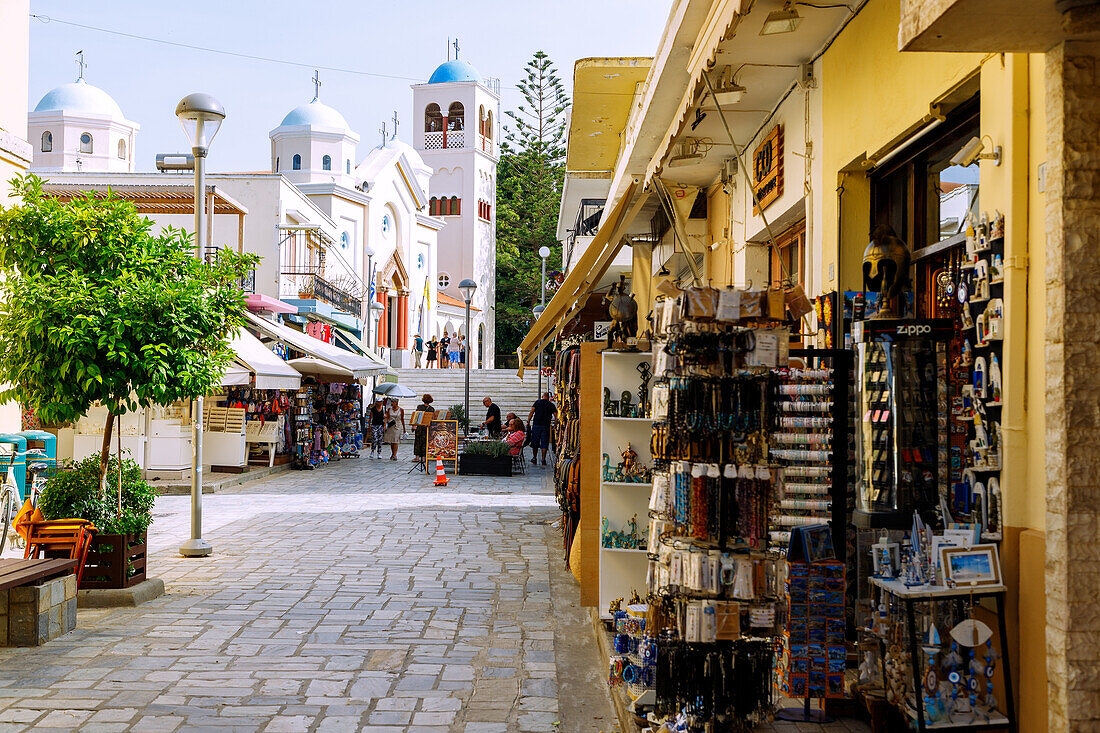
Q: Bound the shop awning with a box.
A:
[244,311,388,379]
[331,327,397,378]
[222,328,302,390]
[516,180,647,377]
[286,357,355,381]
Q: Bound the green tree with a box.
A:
[495,51,570,359]
[0,175,258,487]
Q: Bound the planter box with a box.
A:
[79,532,148,590]
[459,454,512,476]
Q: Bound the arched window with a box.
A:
[486,110,493,140]
[450,196,460,216]
[479,105,485,136]
[40,131,52,152]
[447,102,464,131]
[346,159,351,174]
[117,139,126,159]
[425,103,443,132]
[322,154,332,171]
[79,132,93,153]
[429,197,438,216]
[292,154,302,170]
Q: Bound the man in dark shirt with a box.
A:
[480,396,502,438]
[527,392,557,466]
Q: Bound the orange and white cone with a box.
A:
[433,459,449,486]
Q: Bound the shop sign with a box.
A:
[752,124,784,215]
[594,321,612,340]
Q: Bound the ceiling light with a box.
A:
[713,83,747,107]
[760,5,803,35]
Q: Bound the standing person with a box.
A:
[426,336,438,368]
[368,397,387,459]
[479,396,502,438]
[449,332,461,369]
[412,333,424,368]
[413,394,434,462]
[439,333,451,369]
[384,398,405,460]
[527,392,557,466]
[458,334,467,370]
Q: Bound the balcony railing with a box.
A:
[479,134,493,155]
[424,130,465,150]
[565,199,605,271]
[202,246,255,293]
[281,269,362,316]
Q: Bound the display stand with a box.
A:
[870,577,1016,732]
[598,349,653,617]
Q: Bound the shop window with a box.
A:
[292,154,302,170]
[769,222,805,290]
[425,103,443,132]
[41,131,52,152]
[322,155,332,171]
[79,132,93,153]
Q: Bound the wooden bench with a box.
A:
[23,520,97,587]
[0,558,79,646]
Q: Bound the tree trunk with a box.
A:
[98,409,115,494]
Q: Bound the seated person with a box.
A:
[503,418,526,457]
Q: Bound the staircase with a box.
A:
[389,368,543,423]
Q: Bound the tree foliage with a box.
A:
[0,174,258,482]
[495,51,570,359]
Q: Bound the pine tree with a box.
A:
[495,51,570,362]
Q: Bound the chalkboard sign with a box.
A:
[425,419,458,474]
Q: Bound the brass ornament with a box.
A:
[862,224,911,319]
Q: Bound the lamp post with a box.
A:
[175,93,225,558]
[364,243,376,351]
[458,278,478,436]
[537,245,550,396]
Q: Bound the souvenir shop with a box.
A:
[556,260,1014,731]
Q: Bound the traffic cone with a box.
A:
[433,459,449,486]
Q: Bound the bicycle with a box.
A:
[0,448,48,555]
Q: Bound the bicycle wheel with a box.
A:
[0,486,13,555]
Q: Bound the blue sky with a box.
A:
[28,1,670,172]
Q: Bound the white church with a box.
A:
[25,53,499,369]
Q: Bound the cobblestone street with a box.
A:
[0,455,868,733]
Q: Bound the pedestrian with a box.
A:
[449,332,461,369]
[413,393,434,462]
[426,336,438,368]
[458,334,467,369]
[479,396,502,438]
[439,333,451,368]
[412,333,424,368]
[527,392,557,466]
[368,396,386,459]
[384,398,405,461]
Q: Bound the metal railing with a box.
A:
[564,199,605,270]
[281,269,362,315]
[202,246,255,293]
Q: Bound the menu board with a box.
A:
[425,419,458,474]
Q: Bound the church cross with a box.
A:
[392,111,399,138]
[312,70,322,101]
[76,50,86,81]
[380,121,387,146]
[453,38,460,60]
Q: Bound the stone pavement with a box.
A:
[0,452,868,732]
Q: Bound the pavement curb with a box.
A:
[77,578,165,608]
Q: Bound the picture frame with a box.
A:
[939,543,1001,587]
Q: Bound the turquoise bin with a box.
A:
[0,434,28,501]
[20,429,57,485]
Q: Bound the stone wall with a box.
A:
[1,574,77,646]
[1044,39,1100,733]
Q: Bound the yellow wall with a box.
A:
[820,0,983,290]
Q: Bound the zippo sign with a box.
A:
[852,318,954,342]
[594,321,612,340]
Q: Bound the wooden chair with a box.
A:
[24,520,97,586]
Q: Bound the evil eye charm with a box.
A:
[948,671,961,684]
[985,665,995,679]
[968,676,979,691]
[958,281,969,304]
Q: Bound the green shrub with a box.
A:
[449,404,469,430]
[38,454,156,535]
[463,440,510,458]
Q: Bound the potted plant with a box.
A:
[459,439,513,476]
[449,404,469,432]
[37,454,156,589]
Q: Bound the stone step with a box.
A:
[388,368,545,420]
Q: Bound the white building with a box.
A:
[27,72,139,174]
[411,57,500,368]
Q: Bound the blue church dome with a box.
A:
[429,60,481,84]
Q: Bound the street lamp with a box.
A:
[458,278,478,436]
[537,245,551,396]
[175,93,225,559]
[364,243,376,351]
